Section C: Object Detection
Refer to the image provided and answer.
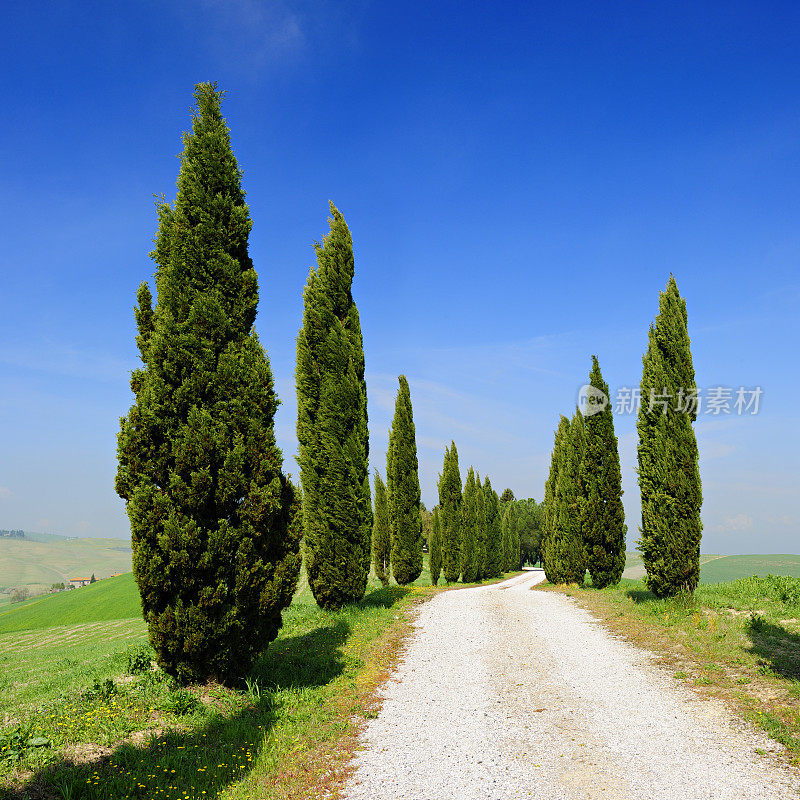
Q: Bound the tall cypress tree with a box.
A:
[501,502,517,573]
[437,442,462,583]
[386,376,423,585]
[511,507,522,570]
[638,276,702,597]
[372,472,391,586]
[547,411,587,584]
[474,473,487,580]
[581,356,627,587]
[296,202,371,610]
[542,416,569,583]
[460,467,478,583]
[116,84,301,684]
[483,477,503,578]
[429,506,442,586]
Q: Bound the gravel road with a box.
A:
[342,569,799,800]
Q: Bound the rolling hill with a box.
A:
[0,533,132,589]
[623,552,800,584]
[0,572,141,633]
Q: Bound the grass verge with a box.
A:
[1,566,521,799]
[540,574,800,764]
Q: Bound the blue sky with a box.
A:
[1,1,798,552]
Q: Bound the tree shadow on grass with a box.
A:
[5,694,278,800]
[745,616,800,681]
[625,588,657,604]
[251,619,350,690]
[358,586,410,609]
[4,620,353,800]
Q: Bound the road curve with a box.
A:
[342,569,798,800]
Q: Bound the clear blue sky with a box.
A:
[1,1,798,552]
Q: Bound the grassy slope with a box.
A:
[700,555,800,583]
[0,573,141,634]
[621,552,800,584]
[548,575,800,764]
[0,536,132,587]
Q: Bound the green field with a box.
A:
[0,534,132,589]
[623,553,800,584]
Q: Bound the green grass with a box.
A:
[0,556,517,799]
[0,535,132,588]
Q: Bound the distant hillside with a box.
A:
[624,552,800,584]
[0,572,141,633]
[0,535,132,589]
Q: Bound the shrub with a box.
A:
[125,645,154,676]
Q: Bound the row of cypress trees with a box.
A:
[118,85,425,683]
[540,277,702,598]
[541,357,627,588]
[425,444,512,585]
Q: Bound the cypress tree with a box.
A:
[511,509,522,570]
[500,488,515,504]
[542,417,569,583]
[581,356,627,588]
[372,472,391,586]
[429,507,442,586]
[637,276,703,597]
[483,478,504,578]
[501,502,517,573]
[296,202,371,610]
[547,411,587,584]
[460,467,478,583]
[116,84,302,684]
[386,376,423,585]
[437,442,462,583]
[474,473,487,580]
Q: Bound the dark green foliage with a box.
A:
[429,507,442,585]
[637,276,703,597]
[501,502,517,573]
[483,478,504,578]
[372,472,391,586]
[387,376,423,585]
[116,84,302,684]
[581,356,627,588]
[460,468,478,583]
[502,502,519,572]
[546,411,587,584]
[296,202,371,610]
[474,473,487,580]
[500,488,515,504]
[437,442,462,583]
[516,499,542,566]
[542,417,569,582]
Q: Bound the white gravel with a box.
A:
[342,569,800,800]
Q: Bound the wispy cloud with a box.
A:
[0,486,11,499]
[198,0,305,69]
[713,513,754,534]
